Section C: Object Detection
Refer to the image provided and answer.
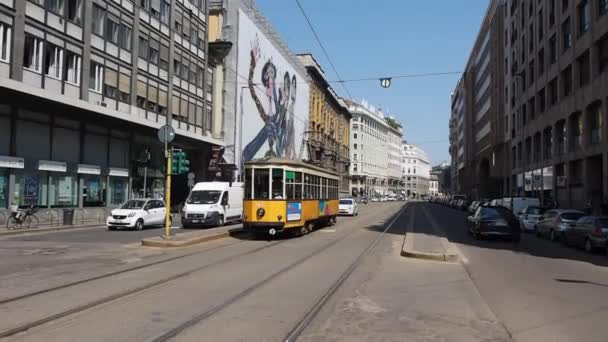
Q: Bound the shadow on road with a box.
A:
[391,202,608,268]
[555,278,608,287]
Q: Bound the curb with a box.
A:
[0,223,104,237]
[400,204,460,263]
[141,227,244,248]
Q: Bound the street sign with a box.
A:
[157,125,175,144]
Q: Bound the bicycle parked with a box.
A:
[6,205,39,229]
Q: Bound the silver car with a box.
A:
[518,206,544,233]
[563,216,608,253]
[535,209,585,242]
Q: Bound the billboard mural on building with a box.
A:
[237,9,309,164]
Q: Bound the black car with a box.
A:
[467,206,521,242]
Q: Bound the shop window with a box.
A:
[23,34,43,72]
[49,174,77,207]
[109,177,128,206]
[89,61,103,93]
[14,172,48,207]
[0,169,7,208]
[0,23,12,63]
[64,51,81,85]
[83,176,106,207]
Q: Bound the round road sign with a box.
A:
[157,125,175,144]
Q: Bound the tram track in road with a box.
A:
[150,203,408,342]
[0,237,284,339]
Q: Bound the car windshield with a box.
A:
[340,200,353,205]
[561,213,584,221]
[187,191,222,204]
[120,200,146,209]
[527,207,542,215]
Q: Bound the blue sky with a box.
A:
[255,0,489,164]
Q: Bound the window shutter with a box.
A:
[151,0,161,12]
[104,68,117,86]
[148,86,158,103]
[137,80,147,97]
[119,73,130,93]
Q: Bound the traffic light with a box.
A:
[171,150,190,175]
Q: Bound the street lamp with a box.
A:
[380,78,392,88]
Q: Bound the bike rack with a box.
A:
[46,209,61,226]
[74,208,86,225]
[0,211,6,226]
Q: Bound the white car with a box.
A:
[371,197,380,202]
[339,198,358,216]
[518,206,544,232]
[107,199,171,231]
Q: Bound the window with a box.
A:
[549,77,558,105]
[562,17,572,51]
[159,44,169,70]
[353,143,357,150]
[150,0,160,18]
[577,51,590,86]
[118,73,130,103]
[118,24,132,50]
[601,0,608,16]
[149,39,159,65]
[528,59,535,86]
[0,23,12,62]
[89,61,103,92]
[138,36,149,59]
[160,0,170,24]
[550,0,556,26]
[549,34,557,63]
[538,87,546,112]
[92,4,105,36]
[538,48,545,75]
[353,133,357,139]
[578,0,589,35]
[599,34,608,73]
[44,43,63,79]
[64,51,81,85]
[561,65,572,97]
[67,0,82,24]
[529,24,534,52]
[173,59,181,78]
[538,9,544,41]
[47,0,64,15]
[23,34,43,72]
[103,68,118,99]
[562,0,569,12]
[105,16,120,45]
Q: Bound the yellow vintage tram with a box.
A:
[243,157,340,237]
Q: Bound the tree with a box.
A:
[385,117,402,130]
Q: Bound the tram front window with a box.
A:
[272,168,284,199]
[253,169,270,200]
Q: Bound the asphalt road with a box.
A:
[424,202,608,342]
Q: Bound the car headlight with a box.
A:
[128,212,136,217]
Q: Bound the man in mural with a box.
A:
[242,37,298,163]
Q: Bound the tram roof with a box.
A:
[244,157,339,177]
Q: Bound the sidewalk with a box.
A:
[0,222,105,237]
[401,203,459,262]
[141,225,244,247]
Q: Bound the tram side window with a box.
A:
[245,169,252,199]
[294,172,302,199]
[285,171,302,200]
[253,169,269,200]
[314,175,320,198]
[272,168,283,199]
[303,173,312,199]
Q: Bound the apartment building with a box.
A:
[0,0,221,211]
[505,0,608,211]
[402,143,431,199]
[296,53,351,195]
[450,0,507,200]
[347,99,403,197]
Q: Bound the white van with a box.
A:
[181,182,243,228]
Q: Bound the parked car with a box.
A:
[467,206,520,242]
[459,200,471,211]
[107,199,170,231]
[339,198,359,216]
[371,197,380,202]
[490,199,503,207]
[563,216,608,253]
[503,197,540,216]
[468,201,480,214]
[518,206,544,233]
[536,209,585,241]
[359,197,368,204]
[380,196,389,202]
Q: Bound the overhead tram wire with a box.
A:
[293,0,353,99]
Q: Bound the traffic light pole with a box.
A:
[164,145,172,240]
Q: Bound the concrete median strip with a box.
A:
[400,205,460,263]
[141,226,244,248]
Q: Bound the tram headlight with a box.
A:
[257,208,265,218]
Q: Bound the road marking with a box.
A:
[319,229,336,233]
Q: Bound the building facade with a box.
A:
[296,53,351,195]
[402,143,431,199]
[347,99,403,198]
[450,0,507,200]
[429,174,439,196]
[504,0,608,212]
[0,0,222,213]
[430,162,451,196]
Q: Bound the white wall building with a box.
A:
[429,175,439,196]
[346,99,403,197]
[402,143,431,199]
